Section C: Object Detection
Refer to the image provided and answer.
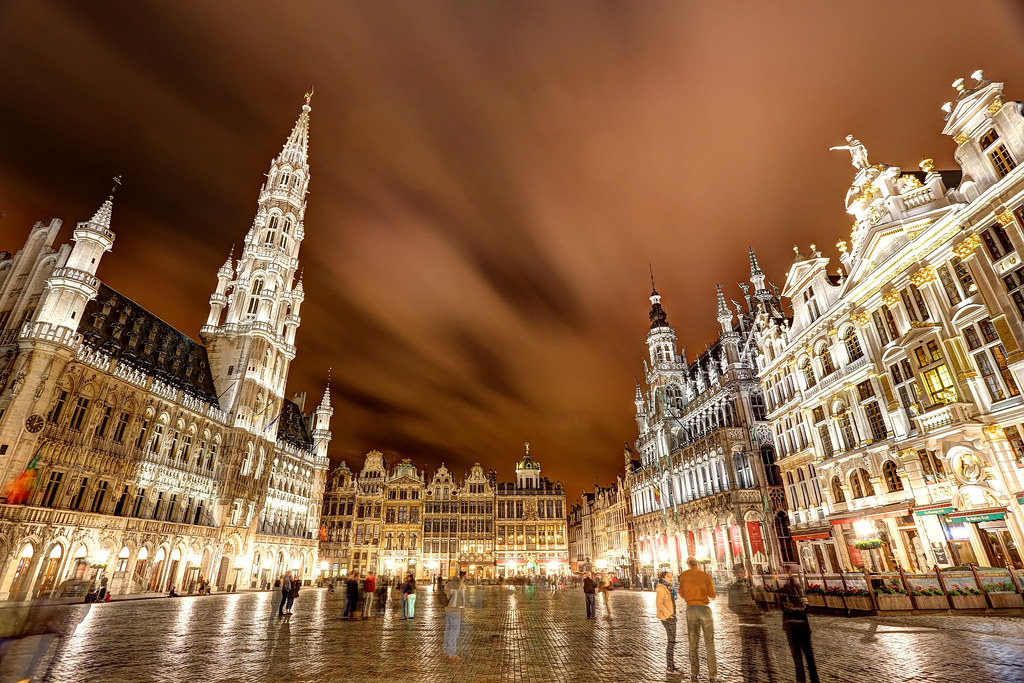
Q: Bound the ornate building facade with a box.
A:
[0,96,331,601]
[319,447,567,581]
[566,478,631,577]
[755,72,1024,574]
[626,271,791,585]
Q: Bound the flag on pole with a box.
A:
[6,446,43,505]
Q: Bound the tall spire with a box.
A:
[280,94,312,166]
[648,282,669,330]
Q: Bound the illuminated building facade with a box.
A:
[567,478,631,577]
[626,270,790,585]
[319,450,564,580]
[0,97,331,601]
[755,72,1024,574]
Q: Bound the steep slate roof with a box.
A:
[79,283,218,405]
[276,397,313,449]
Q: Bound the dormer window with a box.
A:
[803,287,821,322]
[979,128,1017,178]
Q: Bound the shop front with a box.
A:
[946,507,1023,569]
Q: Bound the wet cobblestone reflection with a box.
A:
[3,585,1022,682]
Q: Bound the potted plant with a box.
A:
[983,581,1024,609]
[853,538,883,550]
[843,587,873,611]
[874,582,912,610]
[824,585,845,610]
[805,583,826,607]
[911,586,949,610]
[948,584,986,610]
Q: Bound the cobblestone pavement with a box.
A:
[2,585,1022,682]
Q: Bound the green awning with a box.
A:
[915,506,954,516]
[947,510,1006,523]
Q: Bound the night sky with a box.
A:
[2,1,1023,499]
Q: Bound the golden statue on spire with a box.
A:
[304,87,315,105]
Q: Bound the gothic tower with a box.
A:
[201,95,312,430]
[33,197,115,336]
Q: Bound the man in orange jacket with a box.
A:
[679,557,717,683]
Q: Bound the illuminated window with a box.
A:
[830,476,845,503]
[843,327,863,361]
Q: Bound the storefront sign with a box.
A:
[948,511,1006,523]
[746,521,765,556]
[730,525,743,558]
[914,506,954,516]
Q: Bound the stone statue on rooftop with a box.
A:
[830,134,870,170]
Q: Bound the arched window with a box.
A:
[831,476,845,503]
[850,471,864,499]
[843,327,863,362]
[247,279,264,315]
[279,171,291,188]
[882,461,903,492]
[818,345,836,376]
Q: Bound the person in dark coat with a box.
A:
[728,563,774,683]
[582,571,597,619]
[778,565,819,683]
[344,572,359,620]
[278,573,292,616]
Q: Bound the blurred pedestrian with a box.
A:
[656,570,679,674]
[442,571,467,660]
[728,563,774,683]
[778,565,819,683]
[287,576,299,615]
[401,574,417,619]
[598,572,613,620]
[344,572,359,620]
[278,573,292,616]
[680,557,717,683]
[582,571,597,619]
[362,571,376,619]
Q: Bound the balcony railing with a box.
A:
[915,403,975,434]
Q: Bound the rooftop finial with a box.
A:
[304,86,315,106]
[110,174,123,200]
[649,263,656,293]
[524,441,530,455]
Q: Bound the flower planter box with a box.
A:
[844,595,873,611]
[912,594,949,610]
[987,592,1024,609]
[875,594,913,611]
[807,594,825,607]
[950,594,986,610]
[824,595,845,609]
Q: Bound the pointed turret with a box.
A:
[648,287,669,330]
[32,193,114,341]
[313,371,333,461]
[280,91,312,166]
[716,284,736,338]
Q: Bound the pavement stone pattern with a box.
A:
[2,585,1022,682]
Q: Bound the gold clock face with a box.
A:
[25,414,44,433]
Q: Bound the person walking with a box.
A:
[728,564,774,683]
[442,571,467,660]
[278,573,292,616]
[778,566,819,683]
[401,574,417,619]
[598,572,613,621]
[656,570,680,674]
[679,557,717,683]
[286,576,299,615]
[362,572,376,620]
[582,571,597,619]
[344,572,359,620]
